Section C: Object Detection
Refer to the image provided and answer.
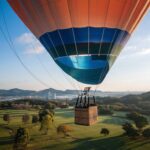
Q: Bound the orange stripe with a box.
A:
[127,0,150,33]
[89,0,109,27]
[8,0,41,36]
[34,0,57,32]
[131,3,149,33]
[105,0,126,28]
[67,0,88,27]
[47,0,72,30]
[8,0,150,37]
[20,0,46,37]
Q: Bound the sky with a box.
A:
[0,0,150,92]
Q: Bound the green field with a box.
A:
[0,108,150,150]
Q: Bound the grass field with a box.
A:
[0,108,150,150]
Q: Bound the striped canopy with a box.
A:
[8,0,150,84]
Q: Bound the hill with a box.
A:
[0,88,143,98]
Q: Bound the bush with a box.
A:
[39,109,54,134]
[134,116,148,130]
[40,114,53,134]
[126,112,141,121]
[98,108,113,115]
[126,112,148,131]
[13,127,29,150]
[3,114,10,124]
[122,122,139,138]
[111,103,128,111]
[44,103,55,111]
[22,114,30,124]
[100,128,110,136]
[57,124,73,137]
[32,115,39,124]
[142,128,150,138]
[39,109,54,122]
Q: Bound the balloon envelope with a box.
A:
[8,0,150,84]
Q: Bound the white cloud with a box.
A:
[16,33,35,44]
[136,48,150,55]
[125,45,137,50]
[120,35,150,59]
[16,33,45,54]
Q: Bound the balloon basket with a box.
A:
[74,95,98,126]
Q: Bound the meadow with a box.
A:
[0,108,150,150]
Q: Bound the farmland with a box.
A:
[0,108,150,150]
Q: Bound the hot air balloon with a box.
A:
[7,0,149,85]
[8,0,150,125]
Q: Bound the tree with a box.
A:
[44,103,55,115]
[3,114,10,124]
[39,109,54,134]
[13,127,29,150]
[126,112,140,120]
[142,128,150,138]
[57,124,73,137]
[134,116,148,131]
[34,105,41,110]
[100,128,110,136]
[126,112,148,131]
[39,109,54,122]
[22,114,30,124]
[40,114,53,134]
[44,102,55,110]
[32,115,39,124]
[122,122,139,138]
[98,106,113,115]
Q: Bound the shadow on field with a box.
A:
[0,136,13,145]
[126,138,150,150]
[69,136,150,150]
[42,135,126,150]
[71,135,125,150]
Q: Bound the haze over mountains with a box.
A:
[0,88,143,98]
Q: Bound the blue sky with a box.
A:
[0,0,150,91]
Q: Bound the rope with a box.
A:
[0,4,50,88]
[20,0,80,94]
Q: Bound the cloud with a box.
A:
[16,33,35,44]
[120,35,150,59]
[136,48,150,55]
[16,33,45,54]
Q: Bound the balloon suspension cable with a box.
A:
[0,3,50,89]
[33,0,81,94]
[75,87,96,108]
[1,1,80,94]
[29,38,67,90]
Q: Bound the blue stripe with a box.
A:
[39,27,129,47]
[55,55,109,84]
[56,55,107,69]
[38,27,129,84]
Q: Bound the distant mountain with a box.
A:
[93,92,150,106]
[33,88,67,97]
[118,92,150,104]
[0,88,35,96]
[0,88,143,99]
[140,91,150,100]
[0,88,78,98]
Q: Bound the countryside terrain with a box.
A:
[0,107,150,150]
